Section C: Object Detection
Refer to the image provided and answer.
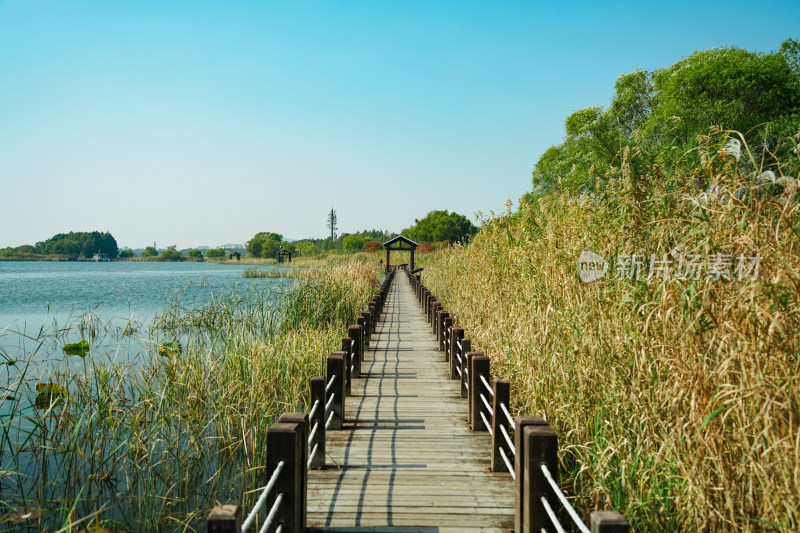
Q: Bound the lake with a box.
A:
[0,261,295,529]
[0,260,289,365]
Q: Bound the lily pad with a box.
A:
[63,340,90,356]
[158,340,182,356]
[35,382,68,409]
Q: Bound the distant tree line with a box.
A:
[0,231,118,259]
[244,212,478,260]
[1,210,479,261]
[246,229,398,258]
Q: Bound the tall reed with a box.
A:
[420,131,800,531]
[0,255,379,531]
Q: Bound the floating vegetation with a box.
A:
[158,339,182,356]
[34,382,68,409]
[63,340,90,356]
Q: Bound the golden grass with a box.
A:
[0,255,380,530]
[419,132,800,531]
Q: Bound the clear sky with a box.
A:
[1,1,798,249]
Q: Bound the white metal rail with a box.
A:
[241,460,285,532]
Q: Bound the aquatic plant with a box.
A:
[0,256,379,531]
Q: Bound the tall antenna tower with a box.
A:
[326,207,338,242]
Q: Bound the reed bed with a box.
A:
[420,131,800,531]
[0,256,379,531]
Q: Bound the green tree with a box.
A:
[246,232,284,258]
[187,249,203,259]
[402,210,477,244]
[142,246,159,258]
[36,231,118,258]
[260,235,283,259]
[206,248,226,258]
[343,234,371,253]
[297,241,318,257]
[647,45,800,156]
[533,41,800,195]
[119,249,134,258]
[160,245,183,261]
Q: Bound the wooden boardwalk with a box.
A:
[307,273,514,532]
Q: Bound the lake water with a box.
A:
[0,261,293,528]
[0,260,288,362]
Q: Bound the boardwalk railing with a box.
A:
[208,267,629,533]
[407,269,631,533]
[206,271,395,533]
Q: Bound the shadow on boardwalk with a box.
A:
[307,274,514,532]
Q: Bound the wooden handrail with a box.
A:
[406,269,630,533]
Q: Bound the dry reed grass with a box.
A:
[420,131,800,531]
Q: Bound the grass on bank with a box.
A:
[418,130,800,532]
[0,255,379,532]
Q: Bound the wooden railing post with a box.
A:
[326,353,345,430]
[348,325,362,378]
[469,353,490,431]
[590,511,630,532]
[341,338,352,396]
[206,505,242,533]
[309,377,326,470]
[522,423,558,533]
[361,311,372,343]
[449,326,464,379]
[440,314,451,354]
[369,301,377,325]
[267,421,306,533]
[277,413,308,531]
[460,339,471,398]
[491,379,510,472]
[358,315,369,351]
[514,415,548,533]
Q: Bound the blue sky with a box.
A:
[1,1,798,249]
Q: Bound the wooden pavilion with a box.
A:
[381,235,418,273]
[276,249,293,264]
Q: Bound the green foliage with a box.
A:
[158,340,183,356]
[648,46,800,154]
[533,41,800,196]
[402,210,477,244]
[142,246,159,257]
[279,241,297,255]
[160,245,184,262]
[295,230,395,256]
[187,249,203,259]
[25,231,119,258]
[342,233,372,252]
[780,38,800,75]
[118,249,134,258]
[34,383,68,409]
[206,248,226,258]
[298,241,318,257]
[246,232,284,258]
[63,340,90,356]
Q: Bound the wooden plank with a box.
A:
[307,274,514,530]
